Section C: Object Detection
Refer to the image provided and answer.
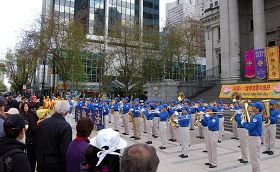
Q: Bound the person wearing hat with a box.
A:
[81,128,127,172]
[167,100,178,142]
[101,100,110,128]
[196,99,206,139]
[152,101,160,138]
[158,104,169,149]
[242,102,263,172]
[0,114,31,172]
[189,102,197,130]
[231,101,240,140]
[178,106,190,158]
[144,103,154,144]
[216,100,225,143]
[262,100,279,155]
[131,98,141,140]
[204,105,219,168]
[0,98,8,138]
[234,105,249,164]
[113,97,121,131]
[121,97,131,136]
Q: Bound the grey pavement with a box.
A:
[69,117,280,172]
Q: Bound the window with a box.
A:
[214,1,218,6]
[268,41,275,47]
[210,3,213,8]
[218,27,220,40]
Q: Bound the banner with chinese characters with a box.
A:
[266,46,280,80]
[219,82,280,99]
[75,107,104,131]
[244,50,256,78]
[254,48,267,79]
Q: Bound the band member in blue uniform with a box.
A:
[131,98,141,140]
[242,102,263,172]
[152,101,160,138]
[263,100,279,155]
[234,105,249,163]
[144,104,154,144]
[113,97,121,131]
[216,100,224,143]
[196,99,206,139]
[168,100,177,142]
[231,101,239,140]
[122,97,130,135]
[189,102,196,130]
[178,106,190,158]
[159,104,169,149]
[204,105,219,168]
[102,100,110,128]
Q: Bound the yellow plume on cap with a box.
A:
[36,109,48,119]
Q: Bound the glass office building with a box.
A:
[41,0,159,89]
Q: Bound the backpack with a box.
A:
[0,148,23,172]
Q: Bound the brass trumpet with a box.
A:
[242,100,251,123]
[262,100,271,126]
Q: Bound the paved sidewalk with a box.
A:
[69,118,280,172]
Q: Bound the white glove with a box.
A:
[205,114,210,118]
[241,120,246,125]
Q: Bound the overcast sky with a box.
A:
[0,0,175,59]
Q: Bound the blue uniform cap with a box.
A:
[250,102,264,111]
[134,98,140,102]
[233,106,241,110]
[183,99,190,103]
[270,100,278,105]
[197,99,205,103]
[161,104,168,109]
[182,106,189,111]
[206,105,218,112]
[114,97,120,101]
[124,97,129,101]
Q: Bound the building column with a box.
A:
[220,0,230,81]
[228,0,240,81]
[220,0,240,83]
[253,0,266,49]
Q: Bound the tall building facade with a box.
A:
[38,0,159,95]
[166,0,196,25]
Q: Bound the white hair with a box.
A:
[55,100,70,115]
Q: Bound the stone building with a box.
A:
[196,0,280,83]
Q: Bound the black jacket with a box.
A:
[0,137,31,172]
[20,111,38,145]
[35,113,72,172]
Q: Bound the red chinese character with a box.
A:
[263,85,267,90]
[260,85,263,90]
[267,85,270,90]
[249,86,253,91]
[256,85,259,91]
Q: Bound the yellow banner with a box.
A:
[219,82,280,99]
[266,46,280,80]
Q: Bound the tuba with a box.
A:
[262,100,271,126]
[168,112,179,128]
[178,92,185,103]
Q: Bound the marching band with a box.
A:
[44,95,280,171]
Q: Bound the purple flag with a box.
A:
[254,48,267,79]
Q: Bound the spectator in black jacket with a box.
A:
[35,100,72,172]
[20,103,38,172]
[0,114,31,172]
[0,98,8,138]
